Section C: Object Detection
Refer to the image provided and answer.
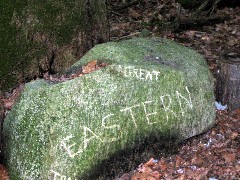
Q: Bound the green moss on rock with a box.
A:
[3,37,215,179]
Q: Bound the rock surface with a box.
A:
[3,37,215,179]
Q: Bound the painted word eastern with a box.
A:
[114,65,161,81]
[59,86,192,159]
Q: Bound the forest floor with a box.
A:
[108,1,240,179]
[0,1,240,180]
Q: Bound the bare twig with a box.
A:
[110,0,142,11]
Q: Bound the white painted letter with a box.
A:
[160,95,177,121]
[142,101,157,124]
[60,135,83,158]
[152,70,160,80]
[49,170,61,180]
[102,113,121,142]
[82,126,103,149]
[145,70,153,81]
[124,67,132,77]
[139,68,145,80]
[49,170,68,180]
[120,104,140,128]
[133,68,139,78]
[176,86,193,116]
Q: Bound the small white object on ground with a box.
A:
[215,101,227,110]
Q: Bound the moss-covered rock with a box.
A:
[3,37,215,179]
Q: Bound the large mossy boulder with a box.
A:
[3,38,215,179]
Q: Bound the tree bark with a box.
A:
[216,48,240,111]
[0,0,109,91]
[0,99,4,162]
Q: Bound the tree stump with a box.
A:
[216,48,240,111]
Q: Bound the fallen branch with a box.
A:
[169,14,230,32]
[110,0,142,11]
[193,0,221,17]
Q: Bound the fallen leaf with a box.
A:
[132,172,160,180]
[82,60,98,74]
[119,173,132,180]
[145,158,157,167]
[129,8,141,20]
[222,152,236,162]
[137,164,153,174]
[191,155,204,166]
[2,99,14,110]
[235,164,240,172]
[158,160,167,171]
[113,22,130,30]
[230,131,238,140]
[0,164,9,180]
[195,168,209,179]
[175,155,183,167]
[176,174,186,180]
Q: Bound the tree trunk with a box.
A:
[0,99,4,163]
[0,0,109,91]
[216,48,240,111]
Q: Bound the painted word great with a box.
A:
[114,65,161,81]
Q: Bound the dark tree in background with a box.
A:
[0,0,109,91]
